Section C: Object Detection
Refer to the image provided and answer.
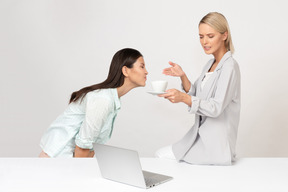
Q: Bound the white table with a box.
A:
[1,158,288,192]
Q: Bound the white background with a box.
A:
[0,0,287,157]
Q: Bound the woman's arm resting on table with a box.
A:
[74,145,95,157]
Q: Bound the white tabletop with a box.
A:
[1,158,288,192]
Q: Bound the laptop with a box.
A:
[94,144,173,189]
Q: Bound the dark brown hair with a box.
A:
[69,48,143,103]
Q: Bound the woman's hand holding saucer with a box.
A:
[158,89,184,103]
[159,89,192,106]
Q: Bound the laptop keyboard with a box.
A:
[145,177,159,186]
[143,170,172,188]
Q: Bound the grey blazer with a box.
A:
[172,51,241,165]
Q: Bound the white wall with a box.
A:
[0,0,287,157]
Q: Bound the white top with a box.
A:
[201,72,214,90]
[40,88,121,157]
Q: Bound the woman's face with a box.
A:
[199,23,227,55]
[125,56,148,87]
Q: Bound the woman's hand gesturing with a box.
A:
[163,61,185,77]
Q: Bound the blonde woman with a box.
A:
[156,12,240,165]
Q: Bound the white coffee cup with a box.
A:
[151,80,168,92]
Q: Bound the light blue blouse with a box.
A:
[40,88,121,157]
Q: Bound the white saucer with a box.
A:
[147,91,167,95]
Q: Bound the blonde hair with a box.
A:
[199,12,234,54]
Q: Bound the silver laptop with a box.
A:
[94,144,173,189]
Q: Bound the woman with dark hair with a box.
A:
[39,48,148,158]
